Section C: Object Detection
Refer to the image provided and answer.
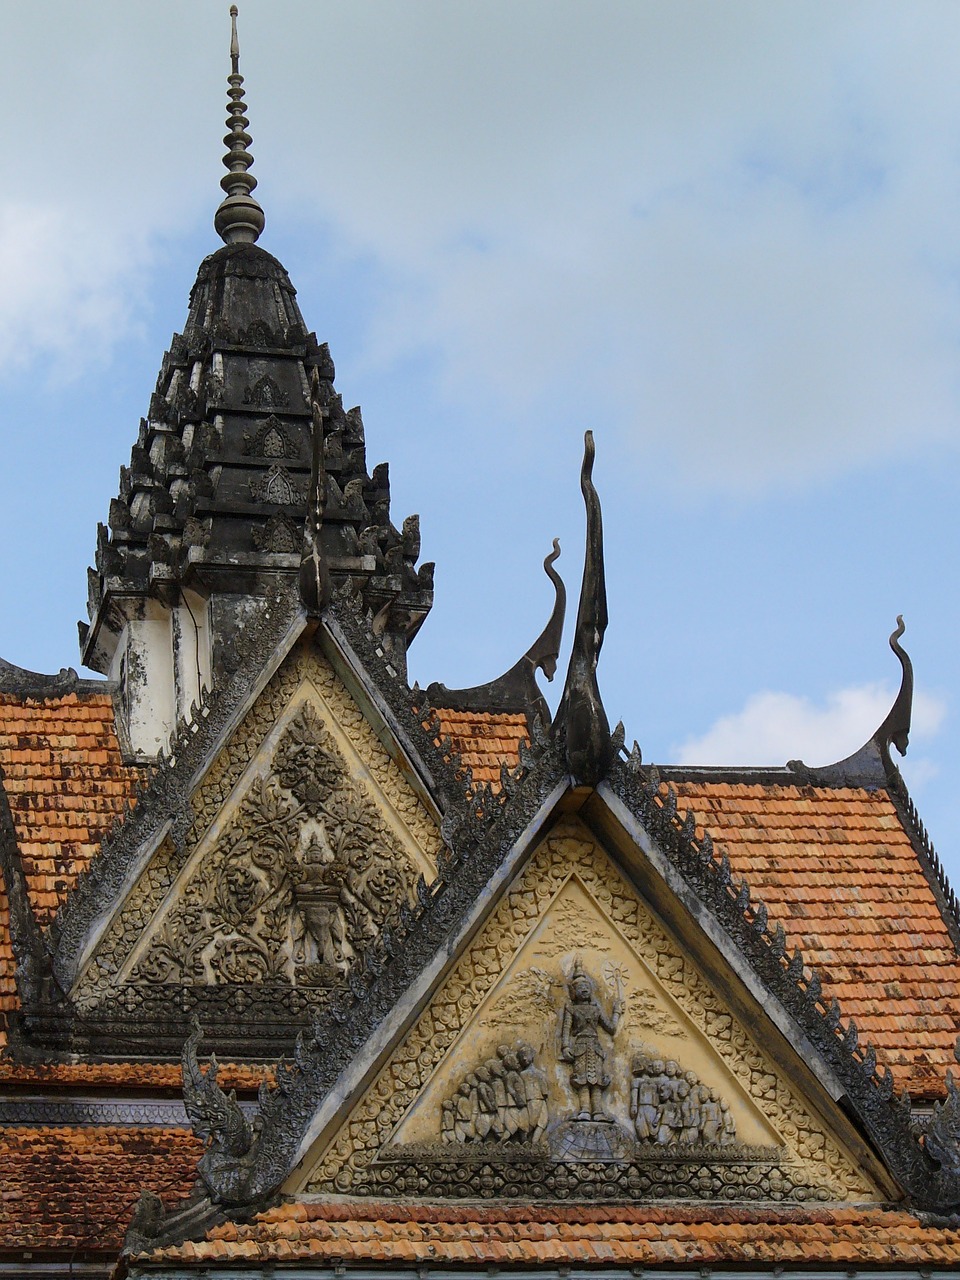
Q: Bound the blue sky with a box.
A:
[1,2,959,876]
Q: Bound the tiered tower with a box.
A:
[80,8,433,759]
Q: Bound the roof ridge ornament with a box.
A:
[214,6,266,246]
[553,431,612,786]
[874,614,913,770]
[787,616,914,788]
[424,540,566,725]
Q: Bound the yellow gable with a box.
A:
[73,640,441,1007]
[298,819,881,1204]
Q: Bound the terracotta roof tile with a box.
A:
[672,780,960,1097]
[432,708,529,786]
[0,1124,198,1255]
[0,691,143,1052]
[137,1201,960,1267]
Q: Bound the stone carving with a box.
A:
[182,1018,261,1206]
[630,1054,736,1146]
[252,514,301,554]
[926,1046,960,1176]
[306,825,874,1202]
[126,702,418,989]
[74,645,442,1012]
[243,374,289,409]
[441,1044,549,1146]
[250,464,305,506]
[479,967,557,1028]
[560,957,623,1120]
[243,414,299,459]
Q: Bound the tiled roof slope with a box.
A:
[0,1124,199,1256]
[0,690,142,1053]
[673,779,959,1100]
[433,708,530,785]
[133,1201,960,1268]
[0,691,141,924]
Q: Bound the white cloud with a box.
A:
[5,3,960,487]
[0,205,151,376]
[672,682,946,768]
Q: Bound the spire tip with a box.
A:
[215,3,264,245]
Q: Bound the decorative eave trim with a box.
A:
[0,763,59,1012]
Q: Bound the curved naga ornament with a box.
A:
[925,1037,960,1178]
[874,615,913,770]
[554,431,612,785]
[425,539,566,726]
[182,1018,260,1205]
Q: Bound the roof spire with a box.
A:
[214,5,265,246]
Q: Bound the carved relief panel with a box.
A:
[127,703,417,987]
[301,823,880,1203]
[73,645,441,1021]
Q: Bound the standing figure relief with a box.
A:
[560,958,624,1121]
[435,958,742,1157]
[629,1055,737,1147]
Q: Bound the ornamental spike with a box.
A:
[214,6,265,245]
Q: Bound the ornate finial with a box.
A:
[300,368,332,614]
[553,431,612,786]
[874,615,914,769]
[214,5,265,245]
[787,616,915,787]
[423,539,566,726]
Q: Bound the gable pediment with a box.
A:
[296,819,881,1204]
[63,639,442,1056]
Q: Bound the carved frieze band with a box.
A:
[0,1098,259,1127]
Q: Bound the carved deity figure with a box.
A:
[560,959,623,1120]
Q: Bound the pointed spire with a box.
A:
[214,6,265,246]
[554,431,613,786]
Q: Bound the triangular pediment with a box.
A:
[297,818,881,1204]
[67,638,442,1055]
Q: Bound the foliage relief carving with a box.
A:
[75,645,440,1003]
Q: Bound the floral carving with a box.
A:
[74,645,441,1006]
[250,465,305,506]
[243,414,299,459]
[127,702,418,990]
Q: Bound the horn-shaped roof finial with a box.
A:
[554,431,613,786]
[214,6,265,246]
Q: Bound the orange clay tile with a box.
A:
[135,1201,960,1268]
[0,692,141,925]
[0,1124,199,1254]
[0,691,142,1050]
[432,708,529,786]
[673,781,960,1099]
